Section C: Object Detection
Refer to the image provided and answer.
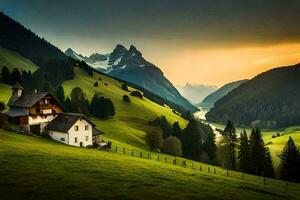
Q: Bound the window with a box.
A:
[85,136,89,141]
[45,99,49,104]
[74,137,78,143]
[61,138,65,141]
[74,126,79,131]
[85,125,89,130]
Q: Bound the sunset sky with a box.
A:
[2,0,300,86]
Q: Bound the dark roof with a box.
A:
[5,108,29,117]
[9,91,49,107]
[12,82,24,89]
[92,127,104,136]
[45,113,96,133]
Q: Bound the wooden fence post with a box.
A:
[123,148,125,154]
[131,150,133,156]
[200,166,202,171]
[214,169,216,174]
[158,155,160,161]
[208,167,210,173]
[227,169,229,176]
[140,152,142,158]
[165,157,167,163]
[115,146,117,152]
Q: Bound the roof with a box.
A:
[92,127,104,136]
[9,91,49,108]
[45,113,97,133]
[5,108,29,117]
[12,82,24,89]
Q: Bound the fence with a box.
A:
[102,143,296,194]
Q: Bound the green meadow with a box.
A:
[1,129,300,200]
[0,47,38,72]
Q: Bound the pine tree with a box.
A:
[1,66,10,84]
[172,121,183,141]
[56,85,65,103]
[182,119,202,160]
[70,87,90,115]
[238,130,250,173]
[264,147,275,178]
[222,120,237,169]
[278,136,300,182]
[249,128,266,176]
[10,68,21,84]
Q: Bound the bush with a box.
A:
[145,131,163,151]
[121,83,129,91]
[272,135,276,138]
[0,101,6,111]
[163,136,182,156]
[130,90,143,99]
[90,93,115,119]
[276,133,281,137]
[122,95,130,103]
[94,82,99,87]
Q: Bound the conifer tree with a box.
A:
[222,120,237,169]
[249,128,266,176]
[238,130,250,173]
[1,66,10,84]
[56,85,65,104]
[264,147,275,178]
[278,136,300,182]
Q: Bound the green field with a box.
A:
[1,129,300,200]
[0,82,11,104]
[63,67,187,151]
[0,47,38,72]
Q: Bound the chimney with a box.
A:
[8,82,24,105]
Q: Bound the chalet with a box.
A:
[5,83,104,147]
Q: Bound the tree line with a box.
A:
[148,116,216,164]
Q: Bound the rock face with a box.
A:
[65,45,198,113]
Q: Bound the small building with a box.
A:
[45,113,104,147]
[5,83,104,147]
[6,83,64,134]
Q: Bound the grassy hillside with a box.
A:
[1,129,300,200]
[63,67,187,150]
[0,82,11,103]
[0,47,38,72]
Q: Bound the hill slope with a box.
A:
[65,45,198,113]
[1,129,300,200]
[0,12,67,67]
[63,67,187,150]
[198,79,248,110]
[0,47,38,72]
[206,63,300,129]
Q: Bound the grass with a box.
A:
[0,47,38,72]
[0,82,11,104]
[1,129,300,200]
[63,67,187,150]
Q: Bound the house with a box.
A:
[5,83,104,147]
[6,83,64,134]
[45,113,103,147]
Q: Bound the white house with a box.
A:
[5,83,104,147]
[46,113,104,147]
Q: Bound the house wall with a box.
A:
[68,119,93,147]
[93,135,104,143]
[49,131,69,145]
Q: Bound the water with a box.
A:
[194,107,208,120]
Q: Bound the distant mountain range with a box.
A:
[206,64,300,129]
[176,83,217,105]
[198,80,248,110]
[65,46,198,113]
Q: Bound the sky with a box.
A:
[1,0,300,86]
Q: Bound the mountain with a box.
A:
[206,63,300,129]
[198,80,248,110]
[65,45,198,113]
[0,12,67,67]
[176,83,217,104]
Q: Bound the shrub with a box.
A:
[94,82,99,87]
[122,95,130,103]
[90,93,115,119]
[121,83,129,91]
[130,90,143,99]
[163,136,182,156]
[272,135,276,138]
[145,131,163,151]
[276,133,281,137]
